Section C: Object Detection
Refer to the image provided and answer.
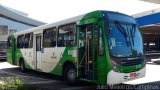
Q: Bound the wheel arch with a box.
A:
[19,57,24,66]
[62,60,76,75]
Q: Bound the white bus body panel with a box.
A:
[41,47,65,73]
[107,66,146,85]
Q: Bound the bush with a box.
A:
[0,77,37,90]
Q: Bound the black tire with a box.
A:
[64,65,77,84]
[20,59,26,72]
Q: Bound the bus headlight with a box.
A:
[111,60,120,72]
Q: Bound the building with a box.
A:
[0,4,45,59]
[133,8,160,61]
[0,4,45,40]
[141,0,160,4]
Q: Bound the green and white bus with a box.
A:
[7,10,146,85]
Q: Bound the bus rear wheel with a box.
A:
[20,59,26,72]
[64,65,77,84]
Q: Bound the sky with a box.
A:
[0,0,160,23]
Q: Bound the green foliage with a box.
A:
[0,77,37,90]
[0,77,22,89]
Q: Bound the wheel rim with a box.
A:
[68,69,76,80]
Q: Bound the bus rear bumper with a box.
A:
[107,66,146,85]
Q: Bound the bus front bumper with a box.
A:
[0,56,6,59]
[107,66,146,85]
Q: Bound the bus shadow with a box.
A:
[0,67,96,89]
[0,67,63,81]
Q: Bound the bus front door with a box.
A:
[78,24,98,81]
[36,35,42,70]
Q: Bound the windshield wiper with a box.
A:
[130,24,136,46]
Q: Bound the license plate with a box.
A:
[130,72,137,78]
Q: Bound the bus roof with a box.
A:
[102,11,136,24]
[14,10,135,36]
[14,14,85,36]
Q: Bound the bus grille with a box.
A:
[0,52,6,56]
[120,59,143,66]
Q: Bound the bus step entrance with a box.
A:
[85,70,94,80]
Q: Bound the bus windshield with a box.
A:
[0,41,7,49]
[108,22,143,58]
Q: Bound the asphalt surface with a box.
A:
[0,60,160,90]
[0,61,96,90]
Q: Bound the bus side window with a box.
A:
[43,27,57,48]
[58,23,76,47]
[24,33,33,48]
[17,35,24,48]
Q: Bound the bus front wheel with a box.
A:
[64,65,77,84]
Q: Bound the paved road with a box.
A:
[0,61,96,90]
[0,61,160,90]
